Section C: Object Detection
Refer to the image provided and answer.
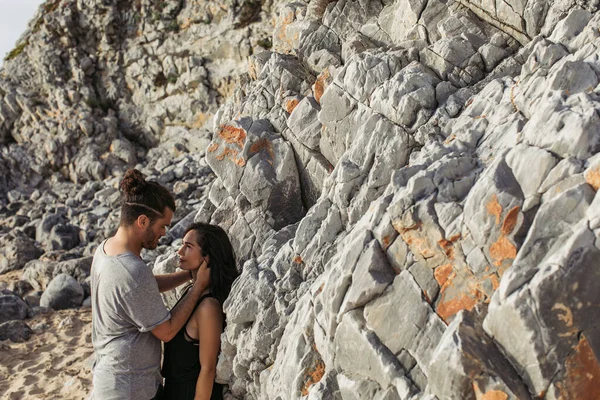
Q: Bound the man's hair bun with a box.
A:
[120,169,147,196]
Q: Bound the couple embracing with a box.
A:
[90,169,239,400]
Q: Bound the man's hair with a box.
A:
[119,169,176,226]
[184,222,239,306]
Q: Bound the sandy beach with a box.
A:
[0,270,93,400]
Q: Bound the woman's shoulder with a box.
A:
[193,295,222,320]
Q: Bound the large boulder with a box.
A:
[206,118,305,231]
[23,257,92,292]
[0,320,33,342]
[0,230,43,274]
[40,274,84,310]
[0,294,29,324]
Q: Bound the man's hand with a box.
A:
[152,259,212,342]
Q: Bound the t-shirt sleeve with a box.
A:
[121,265,171,333]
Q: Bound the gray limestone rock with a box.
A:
[7,280,34,299]
[0,320,33,342]
[485,223,600,396]
[0,230,43,274]
[339,240,396,315]
[23,257,92,293]
[152,253,183,309]
[364,271,446,377]
[370,62,439,131]
[40,273,84,310]
[498,183,595,301]
[46,223,81,251]
[287,96,322,150]
[0,294,29,324]
[523,92,600,159]
[334,310,414,399]
[505,144,558,211]
[206,117,305,231]
[429,309,530,400]
[4,0,600,398]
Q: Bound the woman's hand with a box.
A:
[192,259,210,292]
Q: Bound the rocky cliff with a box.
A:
[1,0,600,399]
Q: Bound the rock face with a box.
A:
[2,0,600,399]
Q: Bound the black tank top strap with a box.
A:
[182,293,216,344]
[183,292,216,325]
[197,292,215,305]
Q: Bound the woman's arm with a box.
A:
[193,299,223,400]
[155,270,191,292]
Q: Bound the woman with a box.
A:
[161,223,239,400]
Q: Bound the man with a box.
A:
[90,169,210,399]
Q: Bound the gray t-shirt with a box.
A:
[90,240,171,400]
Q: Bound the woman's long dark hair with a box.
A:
[185,222,239,305]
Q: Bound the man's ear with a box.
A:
[136,214,149,229]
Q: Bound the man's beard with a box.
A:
[141,225,159,250]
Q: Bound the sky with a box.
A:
[0,0,44,66]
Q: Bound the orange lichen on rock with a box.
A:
[286,99,300,113]
[561,335,600,400]
[218,125,246,148]
[585,167,600,191]
[234,157,246,167]
[489,235,517,267]
[207,143,219,153]
[215,147,237,161]
[293,255,303,264]
[436,292,479,323]
[486,194,503,225]
[438,239,455,259]
[402,233,434,259]
[438,239,451,249]
[473,382,509,400]
[448,233,462,242]
[250,138,275,161]
[381,235,392,249]
[435,265,492,322]
[301,359,325,396]
[394,220,422,234]
[487,274,500,291]
[423,290,432,304]
[315,283,325,296]
[501,206,520,235]
[215,148,246,167]
[275,10,295,51]
[434,264,454,287]
[314,69,330,104]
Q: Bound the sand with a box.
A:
[0,272,93,400]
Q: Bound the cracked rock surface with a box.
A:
[2,0,600,399]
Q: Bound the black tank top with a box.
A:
[161,291,224,400]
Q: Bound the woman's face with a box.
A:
[177,230,206,270]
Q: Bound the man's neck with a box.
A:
[106,227,142,258]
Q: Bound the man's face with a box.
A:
[141,207,174,250]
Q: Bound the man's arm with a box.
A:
[151,260,210,342]
[155,270,191,292]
